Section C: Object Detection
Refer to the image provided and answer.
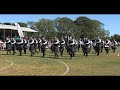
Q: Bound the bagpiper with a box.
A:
[41,37,47,57]
[38,38,42,52]
[23,37,27,54]
[53,36,60,59]
[68,36,75,59]
[95,36,101,56]
[83,37,90,56]
[11,38,16,55]
[17,37,23,56]
[59,38,65,56]
[34,38,38,53]
[5,37,11,55]
[104,39,111,54]
[111,39,117,53]
[29,37,35,56]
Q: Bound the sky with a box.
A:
[0,14,120,36]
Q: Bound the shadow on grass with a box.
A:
[0,54,12,55]
[32,55,69,60]
[0,52,70,60]
[18,54,30,56]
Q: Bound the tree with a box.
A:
[74,16,90,38]
[35,19,56,39]
[17,22,27,27]
[27,21,37,30]
[24,16,111,40]
[74,16,109,39]
[112,34,120,42]
[54,17,78,39]
[3,22,12,25]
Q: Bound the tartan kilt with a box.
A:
[41,45,46,52]
[29,44,34,50]
[59,45,64,51]
[53,46,59,53]
[68,45,75,53]
[111,46,116,49]
[12,44,16,50]
[6,43,11,51]
[18,44,23,50]
[23,44,27,49]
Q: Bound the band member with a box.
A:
[11,38,16,55]
[41,37,47,57]
[95,36,101,56]
[100,39,104,53]
[17,37,23,56]
[50,39,54,53]
[53,36,60,58]
[83,37,90,56]
[59,38,65,56]
[23,37,27,54]
[34,38,38,53]
[29,37,35,56]
[104,39,111,54]
[111,39,117,53]
[68,36,75,59]
[38,38,42,52]
[5,37,11,55]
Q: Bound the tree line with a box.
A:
[1,16,120,41]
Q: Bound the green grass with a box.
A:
[0,47,120,76]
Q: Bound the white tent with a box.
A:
[0,24,38,42]
[21,27,38,32]
[0,24,38,32]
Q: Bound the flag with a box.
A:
[15,23,24,38]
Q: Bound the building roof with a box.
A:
[0,24,38,32]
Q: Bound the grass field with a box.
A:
[0,47,120,76]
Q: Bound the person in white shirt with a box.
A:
[38,38,42,52]
[41,37,47,57]
[29,37,35,56]
[34,38,38,53]
[111,39,117,53]
[95,36,102,56]
[59,38,65,56]
[17,37,23,56]
[68,36,75,59]
[53,36,60,59]
[104,39,111,54]
[11,38,16,55]
[5,37,11,55]
[23,37,27,54]
[83,37,90,56]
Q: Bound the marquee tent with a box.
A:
[0,24,38,41]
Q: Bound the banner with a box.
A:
[15,23,24,38]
